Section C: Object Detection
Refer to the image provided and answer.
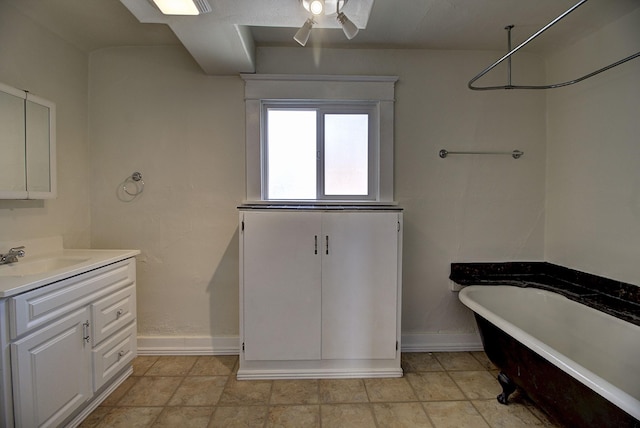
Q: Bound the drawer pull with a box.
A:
[82,320,90,343]
[117,350,126,360]
[116,309,124,318]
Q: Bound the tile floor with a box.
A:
[80,352,564,427]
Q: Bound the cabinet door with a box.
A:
[242,211,322,361]
[11,307,91,428]
[321,212,399,359]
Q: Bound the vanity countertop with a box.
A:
[0,249,140,298]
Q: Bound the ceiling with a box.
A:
[6,0,640,75]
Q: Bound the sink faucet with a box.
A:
[0,246,26,265]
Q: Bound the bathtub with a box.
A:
[459,285,640,428]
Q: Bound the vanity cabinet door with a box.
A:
[321,212,399,360]
[242,211,322,361]
[11,307,91,428]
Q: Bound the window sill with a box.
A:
[239,201,401,211]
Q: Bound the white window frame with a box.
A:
[242,74,397,203]
[263,101,378,201]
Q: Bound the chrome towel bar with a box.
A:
[439,149,523,159]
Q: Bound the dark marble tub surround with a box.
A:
[450,262,640,326]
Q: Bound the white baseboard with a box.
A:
[401,332,483,352]
[137,333,483,355]
[137,336,240,355]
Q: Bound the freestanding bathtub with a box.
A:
[459,285,640,428]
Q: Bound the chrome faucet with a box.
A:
[0,246,26,265]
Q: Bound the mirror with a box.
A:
[0,85,27,197]
[0,82,56,199]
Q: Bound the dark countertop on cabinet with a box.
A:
[450,262,640,327]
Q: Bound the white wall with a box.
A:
[545,8,640,285]
[0,2,90,248]
[87,45,547,351]
[88,47,245,351]
[256,48,547,348]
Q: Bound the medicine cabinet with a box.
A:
[0,81,56,199]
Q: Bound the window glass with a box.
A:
[266,109,317,199]
[324,114,369,196]
[265,107,372,200]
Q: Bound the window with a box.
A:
[242,74,397,203]
[264,103,376,200]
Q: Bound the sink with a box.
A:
[0,256,90,277]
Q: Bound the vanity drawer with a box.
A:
[91,284,136,345]
[10,259,135,339]
[92,322,136,391]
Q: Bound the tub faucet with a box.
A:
[0,246,26,265]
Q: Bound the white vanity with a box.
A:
[238,206,403,379]
[0,237,139,428]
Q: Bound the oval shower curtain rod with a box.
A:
[468,0,640,90]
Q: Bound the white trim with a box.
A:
[242,74,397,203]
[66,367,133,428]
[237,367,403,380]
[137,335,240,355]
[241,74,399,83]
[136,333,482,355]
[401,332,484,352]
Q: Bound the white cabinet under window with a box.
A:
[238,207,402,379]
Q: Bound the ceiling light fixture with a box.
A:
[294,18,316,46]
[308,0,325,15]
[337,11,358,40]
[151,0,211,16]
[294,0,359,46]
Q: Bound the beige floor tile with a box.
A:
[270,379,319,404]
[406,372,465,401]
[434,352,485,371]
[267,405,320,427]
[132,356,160,376]
[208,406,268,428]
[218,378,272,405]
[470,351,496,370]
[373,402,433,428]
[364,377,418,402]
[100,376,138,406]
[167,375,228,406]
[117,376,183,406]
[152,406,214,428]
[145,356,199,376]
[95,407,163,428]
[423,401,490,428]
[401,352,444,373]
[78,406,110,427]
[84,354,562,427]
[321,404,377,428]
[189,355,238,376]
[449,371,500,400]
[473,399,545,427]
[319,378,369,403]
